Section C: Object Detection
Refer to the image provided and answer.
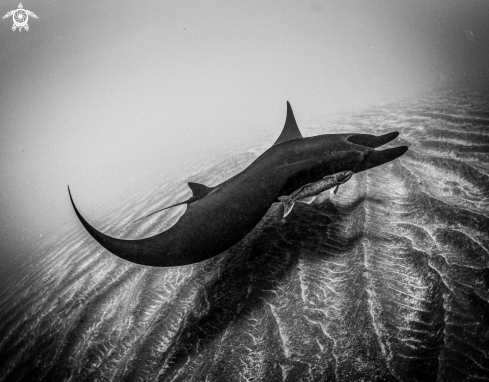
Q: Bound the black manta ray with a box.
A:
[69,102,407,267]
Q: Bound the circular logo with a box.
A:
[13,8,28,29]
[3,3,38,32]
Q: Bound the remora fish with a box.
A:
[69,102,408,267]
[278,170,353,217]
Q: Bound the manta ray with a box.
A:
[69,102,407,267]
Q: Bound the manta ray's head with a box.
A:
[335,171,354,184]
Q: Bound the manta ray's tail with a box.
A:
[132,200,190,223]
[278,196,295,218]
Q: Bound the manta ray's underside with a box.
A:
[69,102,407,267]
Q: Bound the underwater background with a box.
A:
[1,0,489,381]
[1,87,488,381]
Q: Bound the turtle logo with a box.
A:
[3,3,38,32]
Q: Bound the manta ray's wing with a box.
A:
[27,11,38,19]
[69,186,224,267]
[273,102,303,146]
[3,10,14,18]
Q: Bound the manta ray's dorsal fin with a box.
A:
[273,101,303,146]
[132,182,212,223]
[188,182,212,198]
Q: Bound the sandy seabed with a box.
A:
[1,87,488,382]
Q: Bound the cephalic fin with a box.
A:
[273,102,303,146]
[354,146,408,173]
[347,132,399,149]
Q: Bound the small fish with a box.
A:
[278,171,353,217]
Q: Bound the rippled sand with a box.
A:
[1,87,488,382]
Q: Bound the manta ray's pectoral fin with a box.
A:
[278,196,296,218]
[298,196,316,204]
[273,102,303,146]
